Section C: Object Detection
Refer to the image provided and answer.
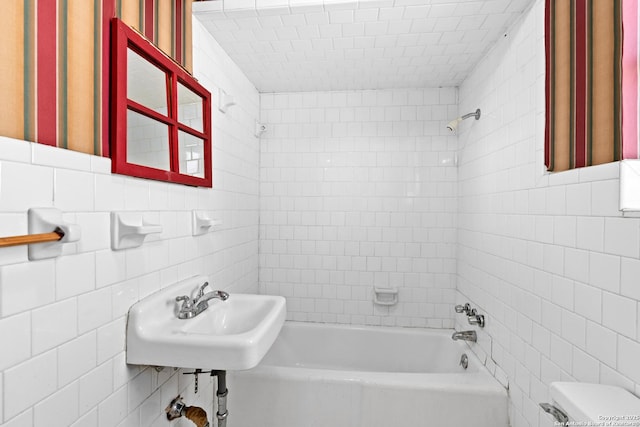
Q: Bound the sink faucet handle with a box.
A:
[196,281,210,299]
[175,295,193,308]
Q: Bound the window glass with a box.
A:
[127,48,169,116]
[126,109,170,171]
[178,130,205,178]
[177,81,204,132]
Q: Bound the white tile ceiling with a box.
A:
[193,0,533,92]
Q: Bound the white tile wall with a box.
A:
[2,2,637,425]
[194,0,532,92]
[0,18,260,426]
[259,87,458,327]
[457,1,640,426]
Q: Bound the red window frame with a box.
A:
[111,18,212,187]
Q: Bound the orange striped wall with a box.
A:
[0,2,26,141]
[545,0,623,171]
[0,0,193,156]
[544,0,638,171]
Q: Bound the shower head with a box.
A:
[446,108,481,134]
[446,117,463,133]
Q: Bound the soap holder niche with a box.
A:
[373,287,398,306]
[111,212,162,250]
[192,210,221,236]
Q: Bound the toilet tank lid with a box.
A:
[551,382,640,422]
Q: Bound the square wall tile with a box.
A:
[31,299,78,354]
[0,312,31,371]
[621,257,640,300]
[56,252,96,300]
[0,137,31,163]
[97,385,128,427]
[2,411,33,427]
[573,282,602,324]
[33,382,79,427]
[591,180,620,217]
[576,218,604,252]
[0,161,54,212]
[4,351,57,420]
[94,175,125,212]
[78,362,113,415]
[95,250,126,289]
[602,292,637,340]
[604,218,640,258]
[97,318,126,364]
[32,143,91,171]
[0,260,56,317]
[54,169,95,211]
[57,332,97,387]
[588,252,620,294]
[70,409,98,427]
[572,347,599,383]
[77,288,113,334]
[75,213,111,253]
[618,336,640,384]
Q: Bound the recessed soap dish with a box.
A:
[373,287,398,306]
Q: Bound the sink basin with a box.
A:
[126,276,286,370]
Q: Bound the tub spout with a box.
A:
[451,330,477,342]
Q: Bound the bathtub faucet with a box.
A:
[175,282,229,319]
[451,330,477,342]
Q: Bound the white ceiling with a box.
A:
[193,0,533,92]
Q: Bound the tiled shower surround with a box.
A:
[259,88,458,327]
[258,2,640,426]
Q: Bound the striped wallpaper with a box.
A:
[622,0,638,159]
[545,0,638,172]
[0,0,193,157]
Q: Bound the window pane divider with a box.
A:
[177,123,207,140]
[126,99,176,126]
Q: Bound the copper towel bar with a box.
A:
[0,227,65,248]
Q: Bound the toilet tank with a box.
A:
[543,382,640,423]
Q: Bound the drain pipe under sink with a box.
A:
[165,370,229,427]
[211,370,229,427]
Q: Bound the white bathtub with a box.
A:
[227,322,508,427]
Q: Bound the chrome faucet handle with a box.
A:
[467,308,485,328]
[195,282,210,300]
[175,295,193,309]
[455,303,471,314]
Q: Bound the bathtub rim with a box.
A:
[243,320,507,396]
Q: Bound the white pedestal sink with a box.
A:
[126,276,286,370]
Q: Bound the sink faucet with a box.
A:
[175,282,229,319]
[451,330,477,342]
[195,281,211,300]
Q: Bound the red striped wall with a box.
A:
[545,0,636,171]
[0,0,193,157]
